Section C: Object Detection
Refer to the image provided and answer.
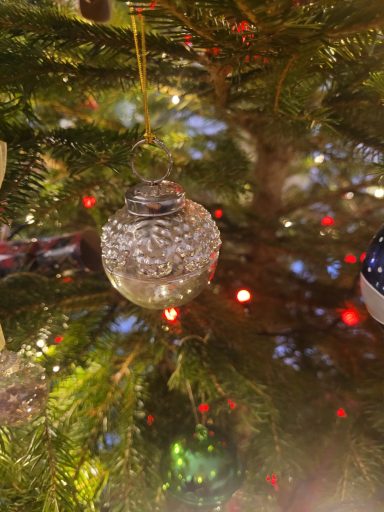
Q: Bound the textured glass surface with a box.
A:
[0,350,48,426]
[101,199,221,309]
[161,424,242,508]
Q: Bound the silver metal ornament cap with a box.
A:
[125,181,186,217]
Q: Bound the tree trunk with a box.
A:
[253,139,295,220]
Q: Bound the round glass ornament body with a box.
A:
[0,350,48,426]
[101,181,221,309]
[161,424,243,509]
[361,224,384,324]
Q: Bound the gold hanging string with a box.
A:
[0,324,5,351]
[0,141,6,351]
[130,7,154,143]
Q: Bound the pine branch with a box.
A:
[234,0,258,26]
[273,54,298,113]
[0,2,190,59]
[157,0,218,44]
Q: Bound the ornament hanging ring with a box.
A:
[131,138,173,185]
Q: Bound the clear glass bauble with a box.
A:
[0,350,48,427]
[101,181,221,309]
[161,424,243,509]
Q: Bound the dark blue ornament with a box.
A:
[361,225,384,323]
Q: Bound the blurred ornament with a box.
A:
[0,229,102,277]
[161,424,243,509]
[361,226,384,323]
[101,138,221,309]
[0,349,48,427]
[79,0,111,23]
[360,251,367,262]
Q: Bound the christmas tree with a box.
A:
[1,0,384,510]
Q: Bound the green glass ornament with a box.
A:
[161,424,243,509]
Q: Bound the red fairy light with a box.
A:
[163,307,179,322]
[147,414,155,426]
[214,209,223,219]
[136,7,143,14]
[344,253,357,264]
[62,276,73,283]
[227,399,237,410]
[341,308,360,326]
[233,20,254,46]
[321,215,335,227]
[337,408,347,418]
[360,252,367,263]
[184,34,192,47]
[54,336,64,343]
[149,1,157,8]
[198,403,210,414]
[82,195,96,209]
[237,20,249,33]
[85,95,99,110]
[206,47,221,57]
[236,289,251,303]
[266,473,279,490]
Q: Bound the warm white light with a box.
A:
[171,95,180,105]
[237,289,251,303]
[284,220,293,228]
[314,154,325,164]
[52,365,60,373]
[25,213,35,224]
[36,339,45,348]
[374,187,384,198]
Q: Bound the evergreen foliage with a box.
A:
[0,0,384,510]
